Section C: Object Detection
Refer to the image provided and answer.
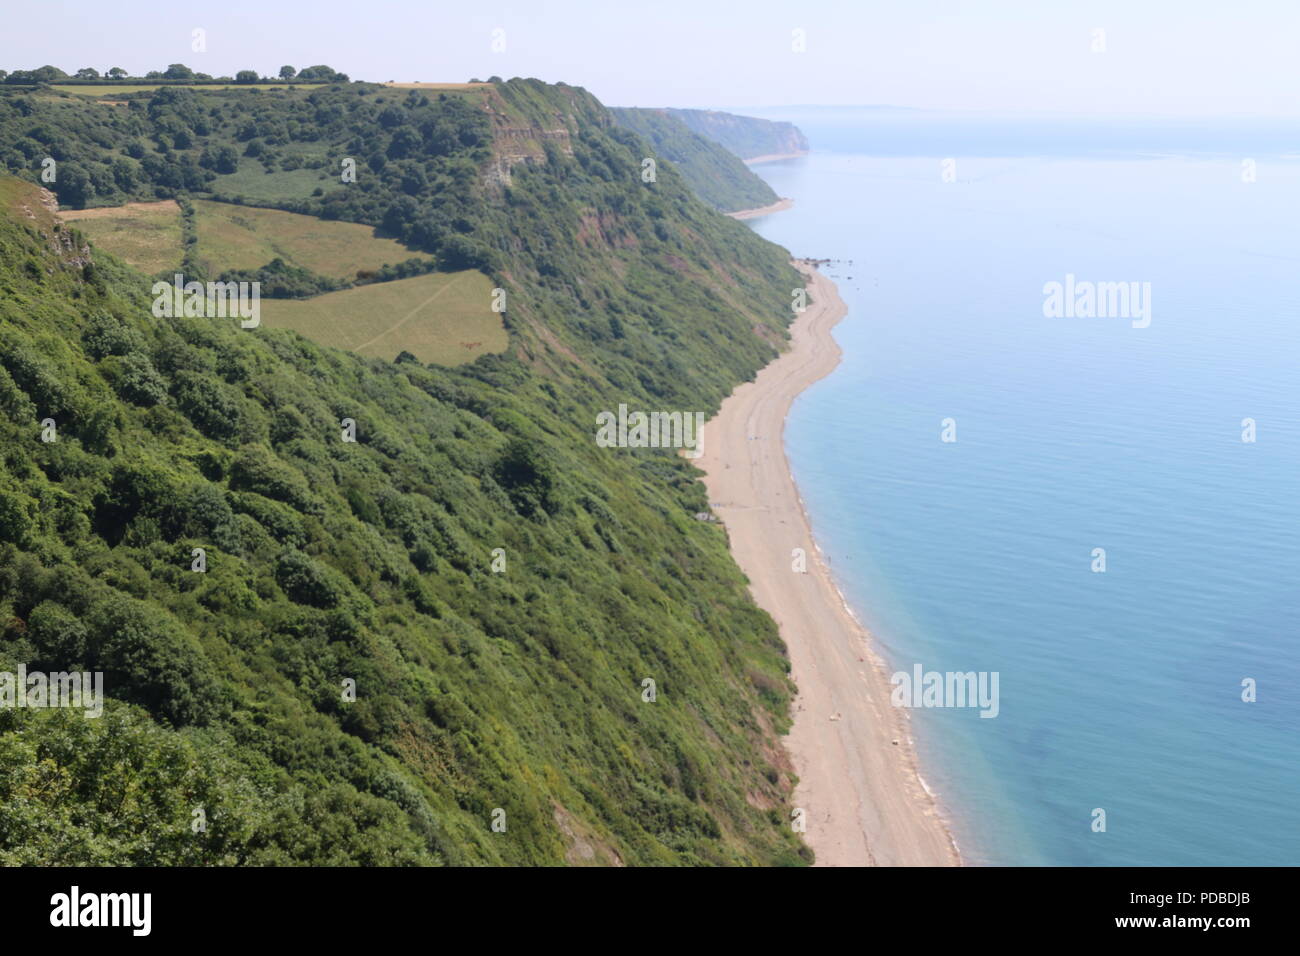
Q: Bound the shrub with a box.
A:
[275,549,340,608]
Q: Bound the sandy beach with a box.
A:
[744,151,810,165]
[698,263,960,867]
[726,197,794,220]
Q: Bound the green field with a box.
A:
[58,198,486,364]
[60,200,184,274]
[50,83,325,97]
[192,200,425,278]
[60,198,431,281]
[210,162,331,202]
[260,270,506,365]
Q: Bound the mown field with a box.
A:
[191,200,426,278]
[60,200,184,273]
[260,270,505,365]
[61,198,432,281]
[58,197,492,365]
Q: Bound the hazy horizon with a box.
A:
[5,0,1300,118]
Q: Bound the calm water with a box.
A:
[740,110,1300,865]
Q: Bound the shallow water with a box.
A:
[741,112,1300,865]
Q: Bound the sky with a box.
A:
[6,0,1300,116]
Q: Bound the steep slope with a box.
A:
[0,76,813,866]
[667,109,809,161]
[608,107,779,212]
[0,80,798,401]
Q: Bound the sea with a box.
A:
[736,107,1300,866]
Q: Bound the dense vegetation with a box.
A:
[666,108,809,160]
[1,63,348,85]
[0,79,799,406]
[609,108,778,212]
[0,74,812,865]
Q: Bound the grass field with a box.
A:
[60,200,183,274]
[50,84,326,97]
[58,198,428,280]
[210,162,331,202]
[192,200,425,278]
[52,194,496,365]
[261,270,507,365]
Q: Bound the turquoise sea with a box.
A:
[739,109,1300,865]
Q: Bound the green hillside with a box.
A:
[609,107,779,212]
[0,75,811,865]
[666,108,809,160]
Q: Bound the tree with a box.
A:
[279,65,296,79]
[274,550,341,608]
[5,65,67,85]
[493,438,559,517]
[199,144,239,174]
[53,163,92,208]
[0,488,37,547]
[163,64,194,80]
[296,65,347,82]
[107,67,127,78]
[386,127,422,159]
[75,67,100,80]
[234,70,259,84]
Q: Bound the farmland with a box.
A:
[61,198,432,281]
[190,200,426,279]
[260,269,505,365]
[208,163,331,203]
[59,200,184,274]
[58,197,485,365]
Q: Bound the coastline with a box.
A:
[726,197,794,220]
[698,262,960,867]
[744,150,810,165]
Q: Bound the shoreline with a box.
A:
[698,262,960,867]
[744,150,810,165]
[726,197,794,220]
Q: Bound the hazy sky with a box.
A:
[6,0,1299,116]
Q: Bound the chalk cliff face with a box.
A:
[664,109,810,160]
[480,81,588,184]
